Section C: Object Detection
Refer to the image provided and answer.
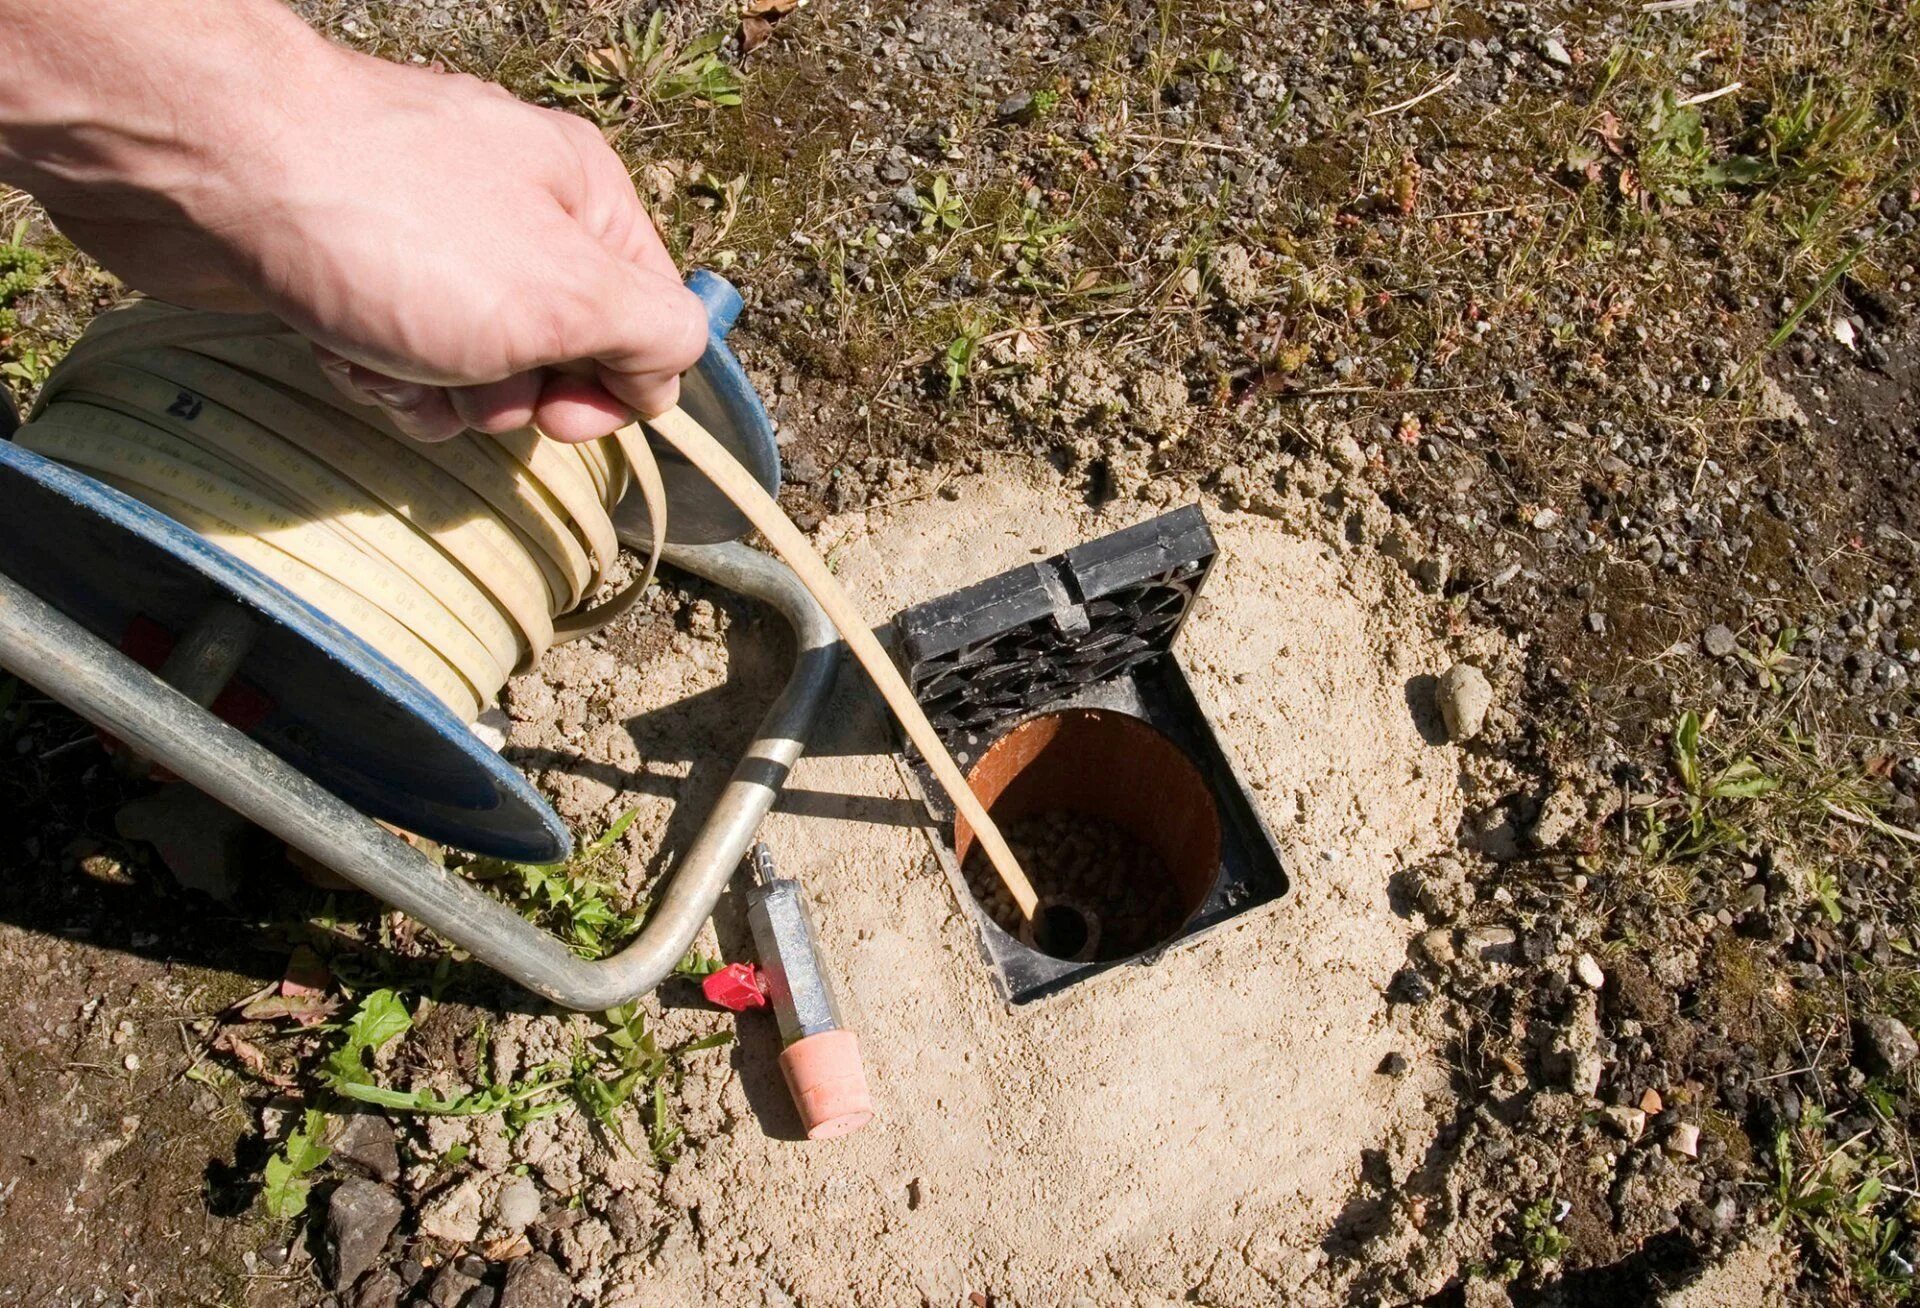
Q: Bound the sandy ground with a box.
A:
[527,456,1483,1305]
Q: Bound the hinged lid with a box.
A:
[893,505,1216,741]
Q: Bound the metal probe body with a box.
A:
[745,842,846,1045]
[742,843,873,1138]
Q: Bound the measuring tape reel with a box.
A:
[0,271,779,862]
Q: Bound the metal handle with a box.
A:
[0,540,839,1009]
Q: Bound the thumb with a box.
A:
[571,256,710,418]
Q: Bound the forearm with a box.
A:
[0,0,336,223]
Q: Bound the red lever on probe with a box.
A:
[702,962,769,1012]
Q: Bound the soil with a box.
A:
[1,0,1917,1304]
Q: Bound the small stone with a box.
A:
[351,1269,406,1308]
[1410,857,1472,921]
[499,1252,573,1308]
[995,92,1036,124]
[1702,624,1738,658]
[1602,1105,1647,1141]
[326,1179,405,1291]
[328,1114,401,1184]
[470,708,511,752]
[1378,1052,1411,1078]
[1639,1087,1665,1115]
[1531,506,1562,530]
[1205,243,1261,307]
[1461,925,1519,964]
[493,1175,542,1235]
[1574,953,1605,990]
[1529,783,1588,850]
[419,1176,490,1246]
[1387,967,1433,1005]
[1435,663,1494,742]
[1854,1014,1918,1076]
[426,1266,486,1308]
[1540,36,1573,66]
[1665,1121,1701,1158]
[1417,928,1457,966]
[1586,611,1607,634]
[1568,1050,1604,1097]
[1329,433,1366,470]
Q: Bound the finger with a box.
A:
[313,346,377,405]
[596,361,681,419]
[347,363,466,443]
[449,371,544,434]
[531,372,630,443]
[576,266,709,417]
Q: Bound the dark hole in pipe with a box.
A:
[956,708,1221,962]
[1033,902,1092,959]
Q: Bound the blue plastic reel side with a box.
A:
[0,271,780,863]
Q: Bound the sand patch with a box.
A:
[516,455,1489,1305]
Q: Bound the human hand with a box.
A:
[0,1,707,442]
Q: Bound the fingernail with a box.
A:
[364,380,429,410]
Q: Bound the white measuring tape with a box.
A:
[16,298,665,720]
[21,298,1044,917]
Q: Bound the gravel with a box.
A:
[1702,624,1738,658]
[962,809,1185,960]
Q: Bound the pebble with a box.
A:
[1602,1105,1647,1141]
[326,1179,404,1291]
[499,1252,573,1308]
[1528,782,1588,850]
[328,1113,401,1184]
[1567,1050,1604,1097]
[1573,953,1605,990]
[994,92,1036,124]
[351,1270,405,1308]
[1854,1013,1918,1076]
[1665,1121,1701,1159]
[1540,36,1573,66]
[1702,623,1738,658]
[1461,925,1518,964]
[494,1174,543,1234]
[425,1265,487,1308]
[1435,663,1493,742]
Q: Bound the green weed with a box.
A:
[466,809,645,960]
[0,217,51,393]
[1738,627,1803,694]
[914,176,966,234]
[1772,1117,1915,1301]
[1518,1194,1571,1269]
[941,323,984,396]
[262,1108,331,1222]
[545,11,742,121]
[315,989,731,1158]
[1639,709,1780,860]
